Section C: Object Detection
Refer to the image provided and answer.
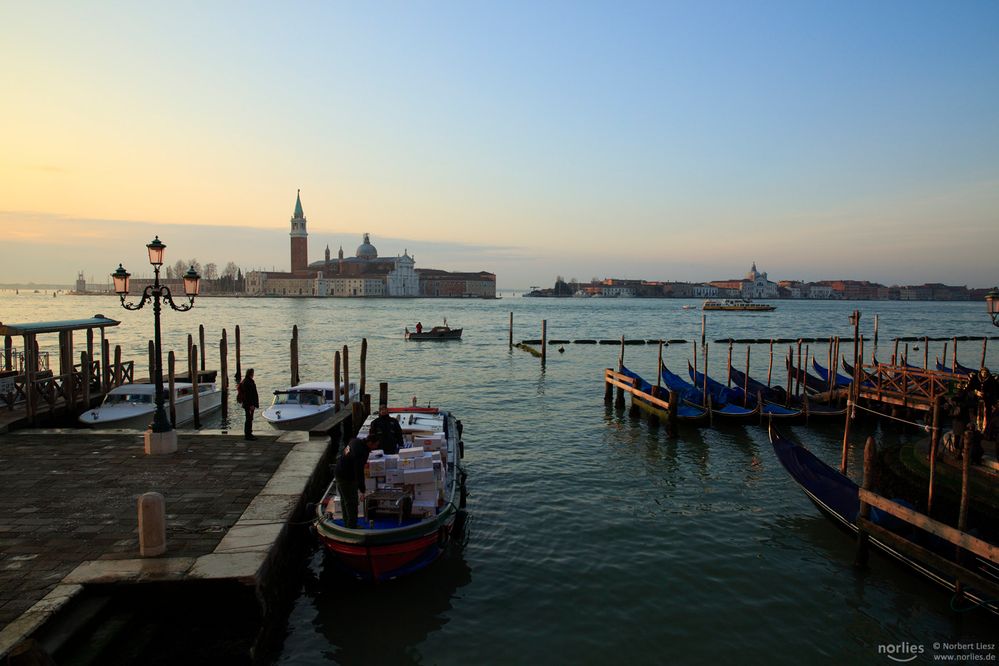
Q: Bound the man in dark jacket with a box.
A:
[334,435,380,528]
[237,368,260,441]
[368,404,404,454]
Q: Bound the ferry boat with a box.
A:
[314,406,467,581]
[79,382,222,429]
[262,381,358,431]
[702,298,776,312]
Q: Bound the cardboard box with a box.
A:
[404,468,435,485]
[369,449,384,459]
[384,455,399,470]
[414,488,439,503]
[399,446,423,459]
[385,469,405,484]
[368,458,386,475]
[399,457,416,470]
[413,454,433,469]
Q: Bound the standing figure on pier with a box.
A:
[237,368,260,441]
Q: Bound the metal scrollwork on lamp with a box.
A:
[112,236,201,454]
[986,288,999,328]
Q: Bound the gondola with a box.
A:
[936,358,977,376]
[688,362,801,419]
[617,365,708,423]
[768,423,999,615]
[786,359,837,395]
[729,366,846,418]
[659,362,759,420]
[811,358,852,388]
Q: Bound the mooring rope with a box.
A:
[850,401,934,431]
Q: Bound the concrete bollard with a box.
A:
[138,492,167,557]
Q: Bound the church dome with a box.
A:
[356,233,378,259]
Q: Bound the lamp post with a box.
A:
[112,236,200,454]
[986,288,999,328]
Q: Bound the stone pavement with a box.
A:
[0,429,298,635]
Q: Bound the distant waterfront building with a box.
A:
[245,192,496,298]
[709,263,779,299]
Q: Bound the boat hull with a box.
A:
[405,328,463,340]
[79,389,223,429]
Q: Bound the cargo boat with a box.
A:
[314,407,467,581]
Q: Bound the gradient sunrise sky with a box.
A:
[2,1,997,288]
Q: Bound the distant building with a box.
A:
[245,192,495,298]
[709,263,778,299]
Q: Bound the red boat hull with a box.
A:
[319,526,451,581]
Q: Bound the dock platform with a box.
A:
[0,425,337,660]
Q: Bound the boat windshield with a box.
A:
[273,391,324,406]
[105,393,153,405]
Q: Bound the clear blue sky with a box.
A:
[2,1,997,288]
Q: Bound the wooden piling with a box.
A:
[604,370,613,404]
[379,382,388,408]
[360,338,368,400]
[927,396,941,514]
[618,335,624,370]
[508,312,513,349]
[891,338,899,366]
[854,436,875,567]
[904,343,909,367]
[148,340,155,384]
[743,347,751,408]
[795,340,803,398]
[190,344,201,428]
[873,314,879,348]
[924,336,929,370]
[700,315,706,348]
[615,367,625,409]
[767,339,774,387]
[333,351,341,412]
[3,335,11,372]
[727,341,733,388]
[952,337,957,373]
[656,340,663,390]
[199,324,206,371]
[541,320,547,366]
[981,338,988,369]
[114,345,122,386]
[220,331,229,392]
[785,347,793,408]
[234,325,242,381]
[941,341,948,371]
[692,341,698,391]
[702,344,709,408]
[102,338,111,392]
[81,351,90,408]
[827,337,834,393]
[955,431,973,601]
[363,393,371,418]
[840,398,853,474]
[667,389,678,438]
[290,327,299,387]
[351,401,364,438]
[168,351,177,426]
[342,344,350,398]
[187,334,193,377]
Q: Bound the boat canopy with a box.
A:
[0,315,120,336]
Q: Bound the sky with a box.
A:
[1,1,998,289]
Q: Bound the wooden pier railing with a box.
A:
[855,363,965,411]
[603,368,679,436]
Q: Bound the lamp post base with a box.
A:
[144,429,177,455]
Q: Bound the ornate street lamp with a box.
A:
[986,287,999,328]
[113,236,200,454]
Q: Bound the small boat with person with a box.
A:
[314,405,467,581]
[702,298,776,312]
[79,382,222,429]
[261,381,358,431]
[405,319,462,340]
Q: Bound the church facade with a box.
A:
[245,192,496,298]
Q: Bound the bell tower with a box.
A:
[290,189,308,273]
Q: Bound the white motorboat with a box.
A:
[79,382,222,429]
[262,381,358,431]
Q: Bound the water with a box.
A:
[3,292,998,664]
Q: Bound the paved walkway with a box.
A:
[0,429,301,637]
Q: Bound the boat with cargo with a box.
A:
[261,381,358,431]
[78,382,222,429]
[314,406,467,581]
[702,298,776,312]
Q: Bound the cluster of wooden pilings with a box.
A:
[854,434,999,607]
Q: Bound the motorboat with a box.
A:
[405,325,462,340]
[314,406,467,581]
[79,382,222,429]
[262,381,358,431]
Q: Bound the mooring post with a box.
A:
[114,345,122,386]
[363,393,371,418]
[333,350,342,412]
[667,389,678,438]
[220,332,228,392]
[168,351,177,426]
[795,340,803,398]
[854,436,875,567]
[924,336,929,370]
[80,351,90,408]
[190,344,201,429]
[767,339,774,387]
[785,348,793,408]
[148,340,155,383]
[604,369,613,404]
[702,344,710,408]
[941,341,949,371]
[290,326,299,387]
[744,348,751,407]
[873,314,879,348]
[3,335,11,372]
[615,369,625,409]
[379,381,388,408]
[629,378,640,418]
[541,320,547,367]
[951,337,957,373]
[955,431,973,601]
[102,338,111,392]
[359,338,367,400]
[234,324,242,382]
[199,324,206,371]
[342,344,350,400]
[351,401,364,438]
[727,341,733,388]
[657,340,663,390]
[827,337,834,393]
[692,341,698,394]
[508,312,513,349]
[700,314,706,348]
[927,396,941,514]
[138,492,166,557]
[186,334,193,379]
[981,338,988,369]
[840,398,853,475]
[618,334,624,370]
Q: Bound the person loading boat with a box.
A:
[368,403,404,454]
[334,434,381,529]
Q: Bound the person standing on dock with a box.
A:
[335,435,380,528]
[237,368,260,441]
[368,403,404,455]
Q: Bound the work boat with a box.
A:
[702,298,776,312]
[262,381,358,431]
[314,406,467,581]
[79,382,222,429]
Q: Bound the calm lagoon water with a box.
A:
[3,292,997,664]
